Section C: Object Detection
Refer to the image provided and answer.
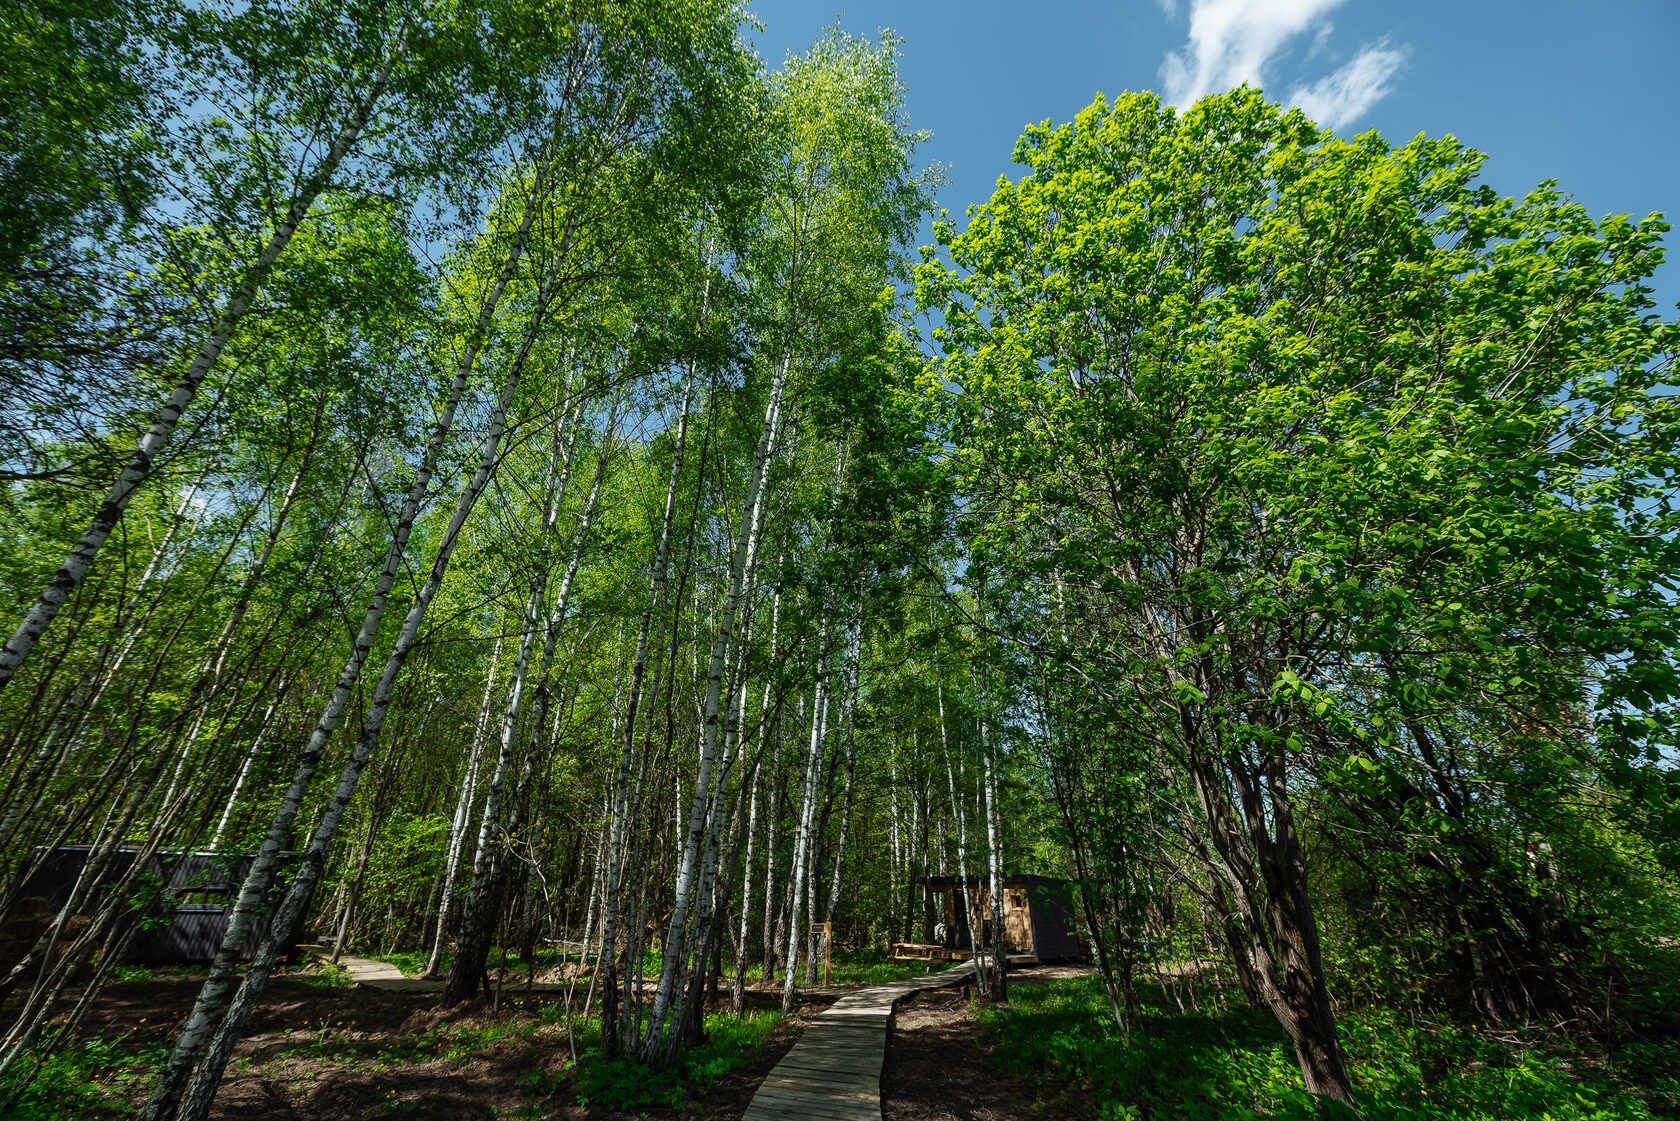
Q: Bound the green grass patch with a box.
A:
[374,949,447,977]
[978,975,1676,1120]
[0,1036,169,1120]
[826,947,929,986]
[370,946,596,979]
[571,1009,785,1112]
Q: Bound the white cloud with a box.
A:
[1287,40,1409,130]
[1159,0,1406,130]
[1161,0,1346,105]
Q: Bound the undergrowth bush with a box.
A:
[572,1009,784,1112]
[979,975,1675,1120]
[0,1036,168,1120]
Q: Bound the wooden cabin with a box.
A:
[17,846,303,964]
[892,874,1083,964]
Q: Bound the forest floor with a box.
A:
[15,956,1672,1120]
[11,967,810,1119]
[5,960,1094,1120]
[882,963,1095,1121]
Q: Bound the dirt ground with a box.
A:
[41,971,839,1121]
[881,964,1094,1121]
[32,962,1089,1120]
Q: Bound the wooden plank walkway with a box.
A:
[303,949,576,993]
[743,959,978,1121]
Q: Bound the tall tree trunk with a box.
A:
[662,579,764,1060]
[423,632,506,977]
[208,679,287,850]
[601,303,705,1058]
[983,719,1007,1002]
[135,152,555,1121]
[759,740,782,985]
[937,683,972,946]
[731,595,775,1011]
[641,354,785,1061]
[889,748,902,944]
[0,477,206,862]
[782,624,833,1012]
[1185,734,1353,1103]
[160,227,570,1121]
[446,395,611,1007]
[732,758,761,1013]
[823,614,864,927]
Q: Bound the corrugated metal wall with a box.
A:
[22,847,301,963]
[1024,880,1082,961]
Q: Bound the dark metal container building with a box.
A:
[20,847,301,964]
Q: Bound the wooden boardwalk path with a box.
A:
[743,959,978,1121]
[303,949,575,993]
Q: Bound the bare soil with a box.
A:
[28,969,840,1121]
[881,964,1093,1121]
[22,963,1087,1120]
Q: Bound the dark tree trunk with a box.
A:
[1183,726,1354,1105]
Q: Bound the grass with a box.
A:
[0,940,916,1118]
[0,1035,172,1120]
[364,942,921,988]
[375,948,448,977]
[285,960,353,987]
[567,1009,786,1112]
[977,975,1680,1121]
[825,946,929,986]
[234,997,787,1114]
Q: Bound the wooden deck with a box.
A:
[742,959,978,1121]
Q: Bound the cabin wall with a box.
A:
[21,847,298,963]
[1003,885,1033,952]
[1026,883,1082,961]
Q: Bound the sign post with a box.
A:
[810,921,832,986]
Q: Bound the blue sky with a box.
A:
[750,0,1680,311]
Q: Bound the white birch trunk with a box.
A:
[760,735,781,984]
[0,478,204,856]
[733,591,778,1007]
[824,616,865,925]
[446,396,611,1004]
[638,366,789,1055]
[938,678,984,992]
[637,346,788,1061]
[733,758,761,1008]
[137,152,553,1121]
[983,721,1007,996]
[172,276,548,1121]
[156,411,324,811]
[208,679,287,850]
[889,748,902,943]
[660,574,764,1059]
[423,631,505,976]
[782,626,833,1011]
[601,294,705,1058]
